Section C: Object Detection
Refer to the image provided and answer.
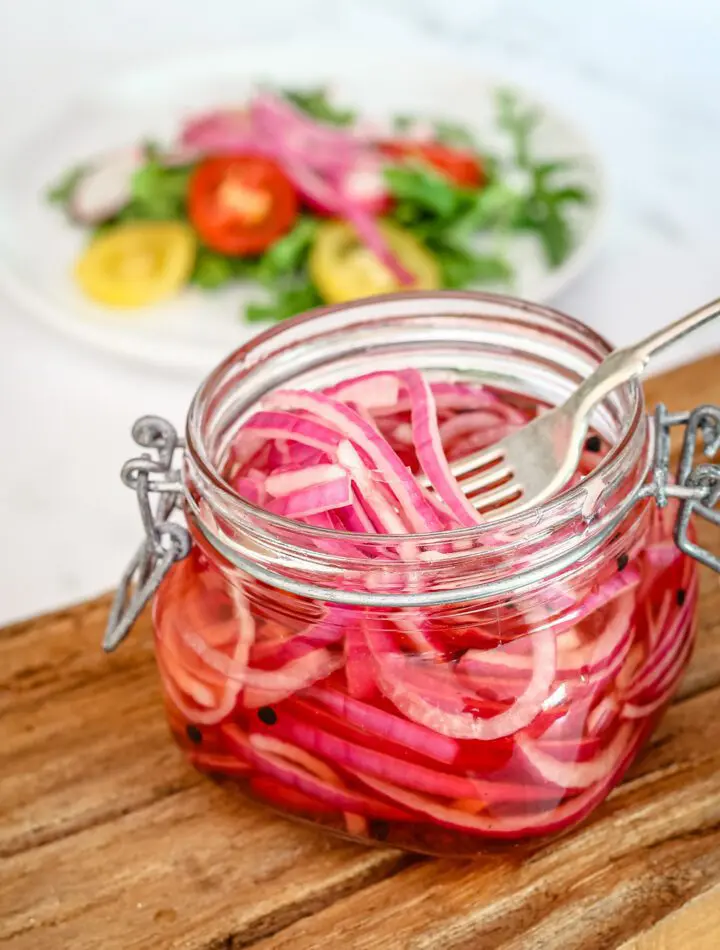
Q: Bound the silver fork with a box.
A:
[448,298,720,514]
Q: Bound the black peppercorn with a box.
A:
[676,588,687,607]
[185,724,203,745]
[374,820,390,841]
[585,435,602,453]
[617,553,629,572]
[257,706,278,726]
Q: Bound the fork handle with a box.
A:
[630,296,720,363]
[569,296,720,419]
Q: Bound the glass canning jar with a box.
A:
[108,291,720,857]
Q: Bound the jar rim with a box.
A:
[185,289,647,548]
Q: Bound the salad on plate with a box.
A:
[47,86,593,323]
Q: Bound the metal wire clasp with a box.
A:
[648,403,720,571]
[103,416,191,652]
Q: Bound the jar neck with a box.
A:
[183,291,651,605]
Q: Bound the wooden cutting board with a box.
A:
[2,354,720,950]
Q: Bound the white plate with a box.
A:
[0,46,606,376]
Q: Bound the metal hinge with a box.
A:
[648,403,720,571]
[103,416,191,652]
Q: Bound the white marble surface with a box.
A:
[1,0,719,625]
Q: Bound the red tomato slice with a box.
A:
[380,141,484,188]
[188,155,298,255]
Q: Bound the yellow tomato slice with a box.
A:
[74,222,196,308]
[309,220,440,305]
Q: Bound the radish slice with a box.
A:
[70,146,144,224]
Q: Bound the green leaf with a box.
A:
[443,182,521,244]
[384,165,464,219]
[493,88,592,267]
[518,205,572,267]
[391,200,426,228]
[127,160,193,220]
[47,165,86,208]
[243,216,322,322]
[191,247,242,290]
[546,185,591,206]
[432,243,513,288]
[282,88,355,126]
[255,217,319,286]
[245,280,323,323]
[538,211,571,267]
[496,88,539,170]
[532,159,576,181]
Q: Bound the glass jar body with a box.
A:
[151,292,698,855]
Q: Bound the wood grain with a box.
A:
[1,353,719,950]
[618,883,720,950]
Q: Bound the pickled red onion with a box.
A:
[154,367,696,845]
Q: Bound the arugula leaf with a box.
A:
[430,242,513,288]
[441,182,522,245]
[243,217,322,322]
[495,88,592,266]
[47,166,86,208]
[246,280,323,323]
[386,165,520,247]
[547,185,591,206]
[535,210,571,268]
[192,251,233,289]
[515,203,572,268]
[191,247,257,290]
[255,217,319,285]
[127,160,193,220]
[282,88,355,126]
[496,89,538,170]
[385,164,514,289]
[384,165,464,219]
[532,159,576,180]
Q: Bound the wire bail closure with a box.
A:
[103,416,190,652]
[650,403,720,571]
[104,402,720,650]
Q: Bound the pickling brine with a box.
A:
[151,365,697,855]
